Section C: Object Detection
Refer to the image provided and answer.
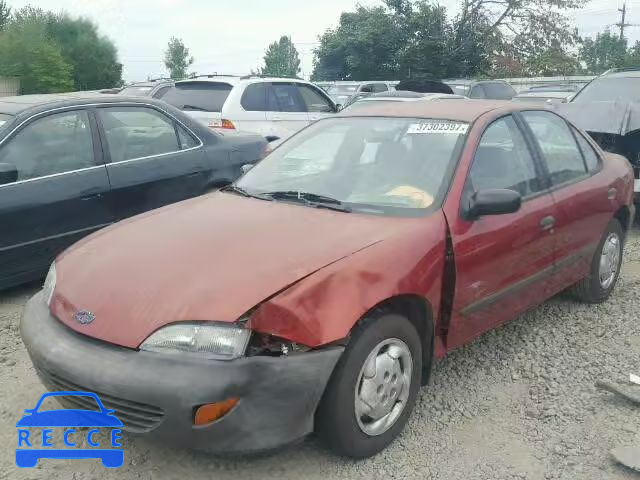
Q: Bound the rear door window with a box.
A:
[522,111,588,186]
[482,82,516,100]
[98,107,183,163]
[372,83,388,93]
[241,83,268,111]
[469,85,485,99]
[271,83,306,112]
[571,126,600,173]
[161,82,233,112]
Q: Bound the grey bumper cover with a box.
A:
[20,293,343,454]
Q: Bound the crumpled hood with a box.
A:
[52,192,402,348]
[553,100,640,136]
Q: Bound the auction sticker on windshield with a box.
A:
[407,121,469,135]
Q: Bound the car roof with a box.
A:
[173,76,314,87]
[0,93,180,116]
[600,70,640,78]
[338,98,518,122]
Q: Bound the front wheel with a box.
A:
[315,312,422,458]
[571,218,624,303]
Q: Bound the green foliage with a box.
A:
[0,1,10,30]
[164,37,194,80]
[0,5,122,94]
[46,13,123,90]
[580,32,628,74]
[312,0,588,80]
[0,19,73,93]
[261,36,301,77]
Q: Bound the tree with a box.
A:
[261,36,301,77]
[312,6,404,80]
[0,19,73,94]
[164,37,193,80]
[0,1,11,31]
[580,32,627,74]
[46,13,123,90]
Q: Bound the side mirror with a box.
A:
[465,189,521,220]
[241,164,254,174]
[0,163,17,185]
[335,103,343,111]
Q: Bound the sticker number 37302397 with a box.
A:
[407,122,469,135]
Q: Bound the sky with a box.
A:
[7,0,640,82]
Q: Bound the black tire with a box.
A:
[571,218,624,303]
[315,311,423,458]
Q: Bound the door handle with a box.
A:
[608,187,617,200]
[80,193,102,201]
[540,216,556,231]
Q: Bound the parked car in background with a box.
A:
[160,75,338,142]
[555,68,640,200]
[21,99,634,460]
[0,94,267,289]
[118,78,174,98]
[446,79,517,100]
[326,81,395,107]
[341,90,464,111]
[512,90,574,104]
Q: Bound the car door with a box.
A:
[264,82,310,141]
[0,109,113,288]
[444,114,558,349]
[297,83,337,123]
[520,110,612,291]
[95,105,209,220]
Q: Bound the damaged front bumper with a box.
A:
[20,292,343,454]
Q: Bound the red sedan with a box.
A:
[21,100,635,458]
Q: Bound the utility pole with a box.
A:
[617,2,631,40]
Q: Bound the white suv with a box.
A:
[159,75,338,142]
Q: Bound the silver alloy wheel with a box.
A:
[354,338,412,436]
[599,232,621,289]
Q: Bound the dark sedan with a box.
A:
[0,94,267,289]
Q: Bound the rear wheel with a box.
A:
[571,218,624,303]
[315,312,422,458]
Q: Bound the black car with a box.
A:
[445,79,516,100]
[555,68,640,201]
[0,94,267,289]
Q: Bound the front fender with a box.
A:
[248,213,448,347]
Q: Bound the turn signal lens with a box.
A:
[194,398,239,425]
[221,119,236,129]
[207,119,236,130]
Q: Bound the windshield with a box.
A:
[0,113,11,130]
[161,82,233,112]
[119,86,154,96]
[571,77,640,103]
[236,117,467,216]
[328,84,359,94]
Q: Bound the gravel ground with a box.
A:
[1,226,639,480]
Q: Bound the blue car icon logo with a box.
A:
[16,391,124,468]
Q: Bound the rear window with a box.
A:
[0,113,12,130]
[161,82,233,112]
[482,82,516,100]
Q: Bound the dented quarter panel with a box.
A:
[249,213,448,349]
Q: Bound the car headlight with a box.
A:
[42,263,56,307]
[139,323,251,360]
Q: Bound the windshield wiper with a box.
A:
[182,104,210,112]
[262,190,352,212]
[221,185,272,201]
